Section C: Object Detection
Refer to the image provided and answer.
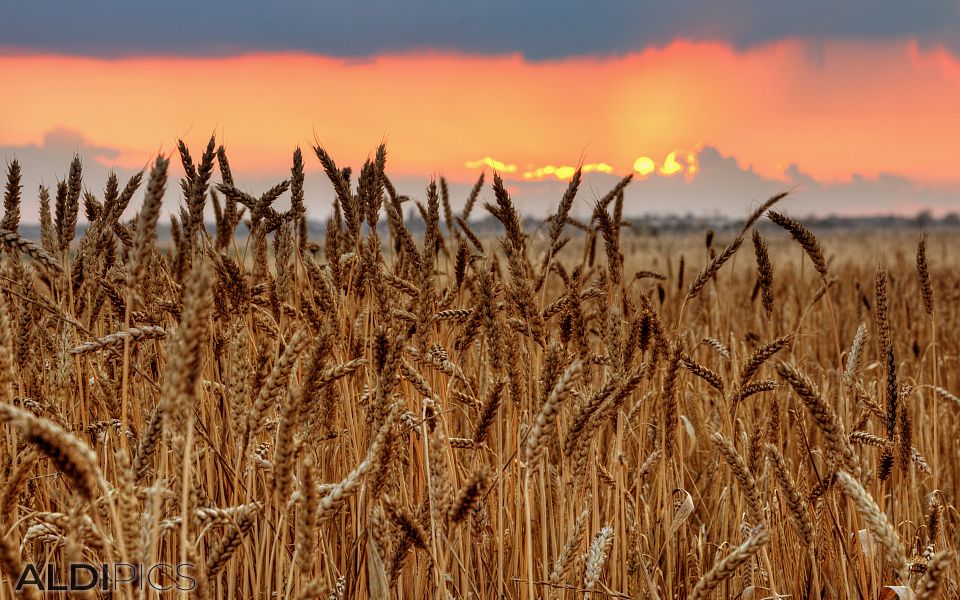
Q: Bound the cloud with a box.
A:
[2,1,958,60]
[0,129,144,222]
[671,147,960,216]
[32,128,121,162]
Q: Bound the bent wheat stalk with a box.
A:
[689,525,770,600]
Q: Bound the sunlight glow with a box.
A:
[519,162,614,180]
[659,151,683,176]
[684,151,699,180]
[465,157,517,172]
[633,156,655,177]
[583,163,614,175]
[471,152,699,181]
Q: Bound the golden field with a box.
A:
[0,140,957,599]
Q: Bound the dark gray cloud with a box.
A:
[2,1,959,59]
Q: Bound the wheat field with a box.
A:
[0,139,957,599]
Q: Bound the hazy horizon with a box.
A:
[3,133,959,226]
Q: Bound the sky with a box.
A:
[1,2,959,221]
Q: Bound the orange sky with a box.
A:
[1,39,959,186]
